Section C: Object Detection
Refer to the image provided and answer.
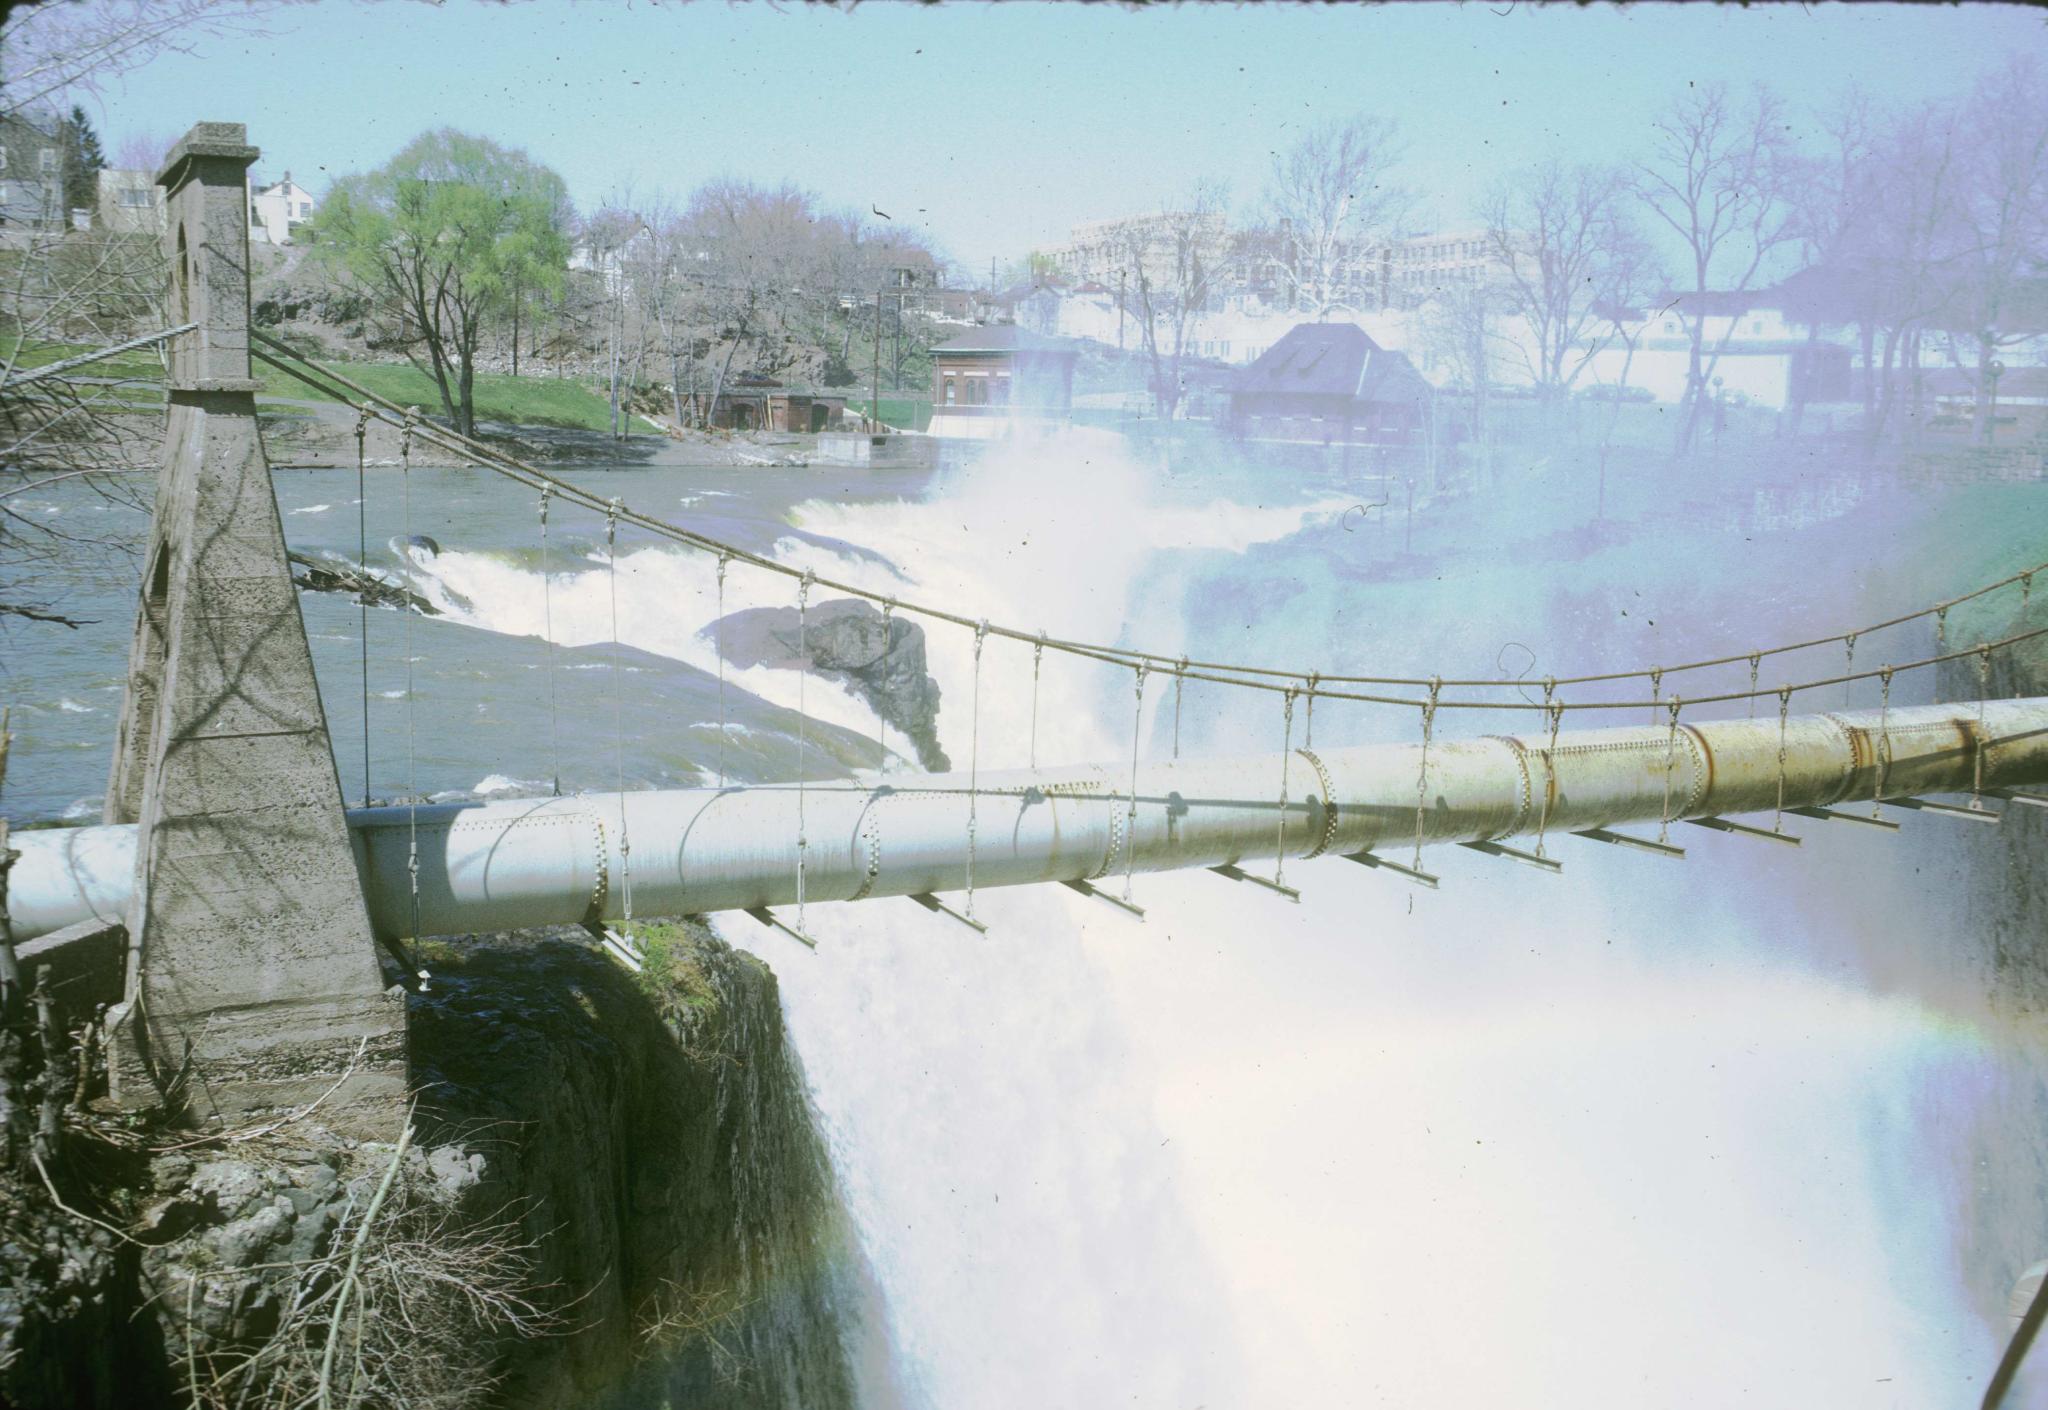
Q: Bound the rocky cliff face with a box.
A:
[0,924,888,1410]
[713,598,950,773]
[1922,635,2048,1350]
[410,924,889,1409]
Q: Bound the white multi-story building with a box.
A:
[1048,211,1232,287]
[97,168,163,234]
[250,172,316,245]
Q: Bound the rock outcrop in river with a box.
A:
[711,597,951,772]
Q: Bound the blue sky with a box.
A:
[87,1,2044,273]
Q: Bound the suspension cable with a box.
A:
[1659,697,1682,845]
[1774,685,1792,835]
[875,597,895,769]
[1125,662,1147,903]
[399,412,422,960]
[967,619,987,923]
[1873,666,1894,819]
[353,402,371,807]
[1029,631,1045,770]
[1976,644,1993,807]
[538,483,561,797]
[247,337,2047,719]
[1276,685,1297,888]
[715,552,730,788]
[797,570,814,936]
[248,335,2047,707]
[1535,683,1563,859]
[606,499,632,921]
[1412,678,1439,871]
[1173,655,1189,761]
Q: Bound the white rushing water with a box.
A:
[409,431,2007,1408]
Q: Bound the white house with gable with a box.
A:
[250,172,316,245]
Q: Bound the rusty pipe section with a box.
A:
[11,698,2048,943]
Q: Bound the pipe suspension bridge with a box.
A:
[4,124,2046,1160]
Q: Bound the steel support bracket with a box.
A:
[582,920,644,973]
[1208,863,1301,902]
[1341,850,1439,890]
[1685,816,1802,847]
[911,892,990,934]
[1459,840,1562,874]
[1786,806,1901,831]
[1573,828,1685,859]
[745,905,818,949]
[1061,878,1146,920]
[1988,788,2048,812]
[1883,797,2001,825]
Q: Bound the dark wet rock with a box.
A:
[287,549,441,615]
[711,596,950,771]
[408,925,883,1409]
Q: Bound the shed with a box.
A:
[1227,323,1432,446]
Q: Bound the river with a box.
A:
[5,425,2045,1406]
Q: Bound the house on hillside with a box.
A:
[250,172,316,246]
[1227,323,1433,447]
[1580,290,1853,409]
[0,111,68,234]
[98,168,163,234]
[928,325,1079,440]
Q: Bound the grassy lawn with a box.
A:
[254,357,662,434]
[7,336,657,434]
[845,395,933,432]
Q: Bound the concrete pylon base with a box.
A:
[106,387,408,1136]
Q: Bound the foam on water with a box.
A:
[709,434,1997,1409]
[360,431,2007,1405]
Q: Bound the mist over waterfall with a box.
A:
[364,428,2044,1407]
[6,421,2039,1405]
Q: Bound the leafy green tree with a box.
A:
[59,104,104,216]
[311,129,570,436]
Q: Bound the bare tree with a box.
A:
[683,180,828,427]
[1944,57,2048,444]
[0,1,290,632]
[1261,116,1408,314]
[109,130,174,174]
[1778,89,1881,435]
[1482,161,1650,410]
[0,2,279,117]
[1586,240,1664,521]
[0,166,165,627]
[1632,82,1802,455]
[1414,279,1509,485]
[1118,189,1227,421]
[1846,100,1968,445]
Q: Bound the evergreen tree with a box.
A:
[60,104,105,218]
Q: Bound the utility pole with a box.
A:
[871,289,883,434]
[1118,269,1126,352]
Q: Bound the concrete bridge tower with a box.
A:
[102,123,404,1133]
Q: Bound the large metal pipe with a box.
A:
[12,698,2048,943]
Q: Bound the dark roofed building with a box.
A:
[930,325,1078,440]
[709,373,847,433]
[1227,323,1432,447]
